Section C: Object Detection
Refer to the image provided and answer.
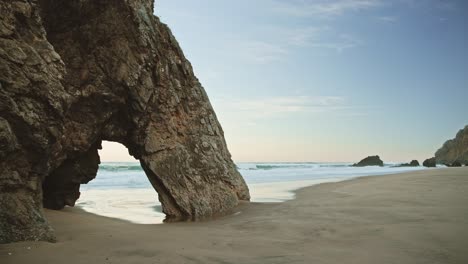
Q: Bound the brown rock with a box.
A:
[435,125,468,165]
[0,0,249,243]
[423,157,436,167]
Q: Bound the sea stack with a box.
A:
[352,155,384,167]
[423,157,437,167]
[447,161,462,167]
[0,0,249,243]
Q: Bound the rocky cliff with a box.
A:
[0,0,249,243]
[435,125,468,165]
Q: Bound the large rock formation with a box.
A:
[435,125,468,165]
[0,0,249,243]
[352,155,384,167]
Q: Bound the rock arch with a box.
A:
[0,0,249,243]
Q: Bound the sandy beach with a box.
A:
[1,168,467,264]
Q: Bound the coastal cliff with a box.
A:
[435,125,468,165]
[0,0,249,243]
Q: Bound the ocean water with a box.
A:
[77,162,429,224]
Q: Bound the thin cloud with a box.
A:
[308,34,363,52]
[399,0,457,11]
[284,26,330,47]
[240,40,288,63]
[216,96,347,119]
[226,0,382,64]
[238,28,362,63]
[272,0,382,18]
[377,16,398,23]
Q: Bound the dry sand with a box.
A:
[1,168,468,264]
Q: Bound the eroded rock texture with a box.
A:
[435,125,468,165]
[0,0,249,243]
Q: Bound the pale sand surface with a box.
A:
[1,168,468,264]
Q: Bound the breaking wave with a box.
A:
[99,163,143,172]
[77,161,428,224]
[238,163,352,171]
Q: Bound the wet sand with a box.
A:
[1,168,468,264]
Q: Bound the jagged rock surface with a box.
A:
[352,155,384,167]
[0,0,249,243]
[446,161,462,167]
[435,125,468,165]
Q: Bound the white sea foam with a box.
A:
[77,188,165,224]
[76,162,429,223]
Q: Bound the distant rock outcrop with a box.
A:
[423,158,436,167]
[396,160,420,167]
[0,0,249,243]
[352,155,384,167]
[435,125,468,165]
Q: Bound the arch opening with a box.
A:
[81,141,167,223]
[43,141,167,223]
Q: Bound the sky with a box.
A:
[100,0,468,163]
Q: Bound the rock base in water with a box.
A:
[396,160,420,167]
[446,161,462,167]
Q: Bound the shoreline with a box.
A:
[76,165,427,223]
[2,167,468,264]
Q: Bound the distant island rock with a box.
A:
[396,160,420,167]
[352,155,384,167]
[435,125,468,165]
[423,157,436,167]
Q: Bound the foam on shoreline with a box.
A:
[76,162,430,223]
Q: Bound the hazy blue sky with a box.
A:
[101,0,467,162]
